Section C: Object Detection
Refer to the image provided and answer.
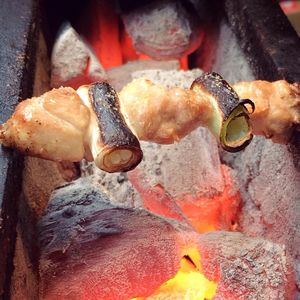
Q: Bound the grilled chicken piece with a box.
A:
[233,80,300,143]
[119,78,214,144]
[0,87,89,162]
[0,85,142,173]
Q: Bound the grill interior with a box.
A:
[1,0,300,299]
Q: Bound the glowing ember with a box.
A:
[129,165,240,234]
[175,166,240,233]
[77,0,190,70]
[128,169,186,222]
[131,248,217,300]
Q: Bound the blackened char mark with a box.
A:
[193,72,240,119]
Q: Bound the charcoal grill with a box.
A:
[1,0,300,298]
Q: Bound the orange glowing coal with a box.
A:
[78,0,189,70]
[131,248,217,300]
[175,166,241,233]
[129,165,240,235]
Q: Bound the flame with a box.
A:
[131,248,217,300]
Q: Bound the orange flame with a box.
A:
[131,248,217,300]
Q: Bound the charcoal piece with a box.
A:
[51,22,107,89]
[212,21,255,84]
[38,182,296,300]
[232,136,300,292]
[122,0,203,60]
[198,231,296,300]
[38,177,195,300]
[107,59,179,91]
[131,68,203,89]
[129,132,241,233]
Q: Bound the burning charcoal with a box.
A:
[138,231,296,299]
[80,160,142,208]
[197,231,296,300]
[38,180,295,299]
[122,0,204,60]
[128,167,188,223]
[76,0,123,69]
[38,178,200,300]
[129,135,241,233]
[131,68,203,89]
[51,22,107,89]
[231,137,300,292]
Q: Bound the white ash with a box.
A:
[131,68,203,88]
[232,137,300,291]
[107,59,179,91]
[51,22,106,88]
[199,231,296,300]
[138,128,225,199]
[122,0,202,60]
[80,160,142,208]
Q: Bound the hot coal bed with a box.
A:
[1,0,300,299]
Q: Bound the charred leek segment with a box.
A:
[77,83,143,173]
[191,72,255,152]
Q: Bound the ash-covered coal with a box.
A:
[198,231,296,300]
[51,22,107,89]
[38,180,296,299]
[122,0,204,60]
[107,59,180,91]
[211,20,300,295]
[212,21,255,84]
[38,177,196,300]
[131,68,203,89]
[229,137,300,293]
[80,160,142,208]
